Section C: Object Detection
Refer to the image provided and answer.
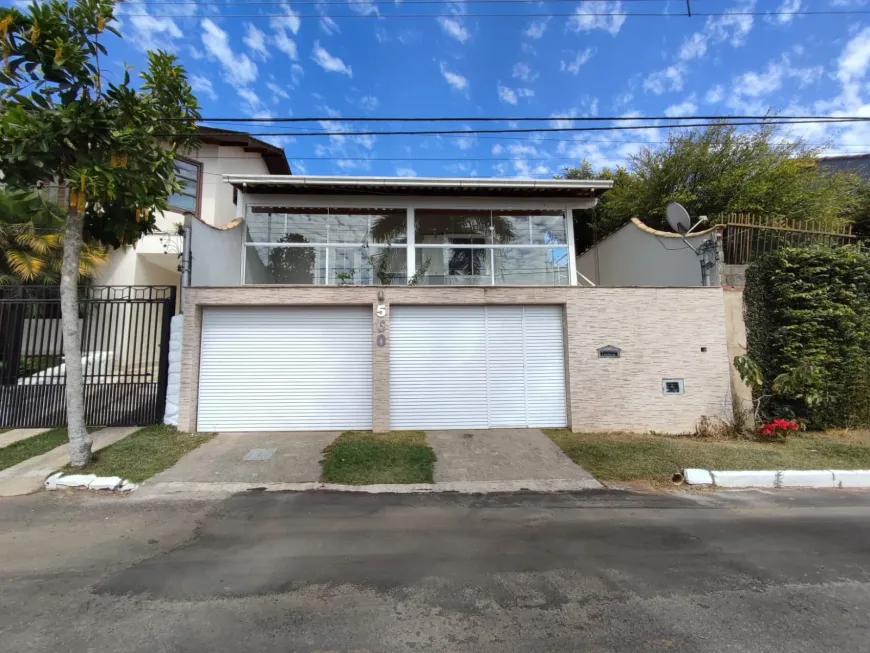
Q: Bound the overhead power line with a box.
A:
[165,117,870,137]
[126,9,870,17]
[136,0,685,4]
[192,114,870,124]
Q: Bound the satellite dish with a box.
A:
[666,202,692,235]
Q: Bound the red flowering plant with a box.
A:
[757,418,799,440]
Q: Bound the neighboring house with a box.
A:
[818,153,870,179]
[575,217,722,288]
[95,127,291,293]
[170,175,735,435]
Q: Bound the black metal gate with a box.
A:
[0,286,176,428]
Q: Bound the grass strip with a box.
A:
[545,429,870,486]
[65,425,215,483]
[321,430,435,484]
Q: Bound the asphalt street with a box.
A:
[2,489,870,652]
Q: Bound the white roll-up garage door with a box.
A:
[390,305,567,429]
[197,307,372,431]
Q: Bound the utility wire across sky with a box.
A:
[188,114,870,124]
[160,117,870,137]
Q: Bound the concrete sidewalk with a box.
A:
[0,426,141,497]
[0,428,50,449]
[149,431,339,484]
[427,428,602,489]
[141,429,602,495]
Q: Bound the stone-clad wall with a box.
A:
[177,286,732,434]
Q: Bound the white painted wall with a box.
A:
[576,218,721,287]
[185,143,270,228]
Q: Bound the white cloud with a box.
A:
[238,88,271,119]
[440,62,469,93]
[456,127,476,151]
[679,33,708,61]
[705,0,756,48]
[359,95,379,110]
[190,75,216,101]
[201,19,258,85]
[643,64,685,94]
[512,62,537,82]
[395,167,417,177]
[732,58,824,99]
[492,144,504,155]
[838,26,870,89]
[243,23,269,60]
[320,16,341,35]
[520,42,538,56]
[767,0,802,24]
[273,29,298,60]
[266,81,291,101]
[549,109,579,130]
[348,0,379,15]
[314,112,377,170]
[498,85,518,105]
[567,1,626,36]
[516,88,534,98]
[437,16,470,43]
[664,98,698,117]
[129,15,183,52]
[524,18,549,39]
[560,48,595,75]
[312,41,352,76]
[269,5,301,61]
[705,84,725,103]
[274,4,301,35]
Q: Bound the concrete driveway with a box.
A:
[150,431,338,484]
[427,428,601,488]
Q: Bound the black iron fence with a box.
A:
[0,286,176,428]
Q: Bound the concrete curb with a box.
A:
[684,468,870,488]
[135,478,603,498]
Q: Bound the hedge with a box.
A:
[743,246,870,428]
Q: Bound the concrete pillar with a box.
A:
[372,296,390,432]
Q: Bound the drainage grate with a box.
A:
[243,448,277,461]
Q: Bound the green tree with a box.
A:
[0,0,200,466]
[559,123,864,251]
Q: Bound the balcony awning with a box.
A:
[224,174,613,199]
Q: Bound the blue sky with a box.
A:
[9,0,870,178]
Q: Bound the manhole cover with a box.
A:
[243,448,277,461]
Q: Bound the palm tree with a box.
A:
[0,188,106,285]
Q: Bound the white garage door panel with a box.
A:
[523,306,568,427]
[486,306,527,427]
[198,307,372,431]
[390,307,488,429]
[390,305,567,429]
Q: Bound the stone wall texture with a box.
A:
[163,314,183,426]
[177,286,733,434]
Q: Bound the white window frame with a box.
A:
[239,194,591,286]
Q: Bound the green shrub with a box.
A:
[743,246,870,428]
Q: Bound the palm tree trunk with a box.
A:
[60,208,91,467]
